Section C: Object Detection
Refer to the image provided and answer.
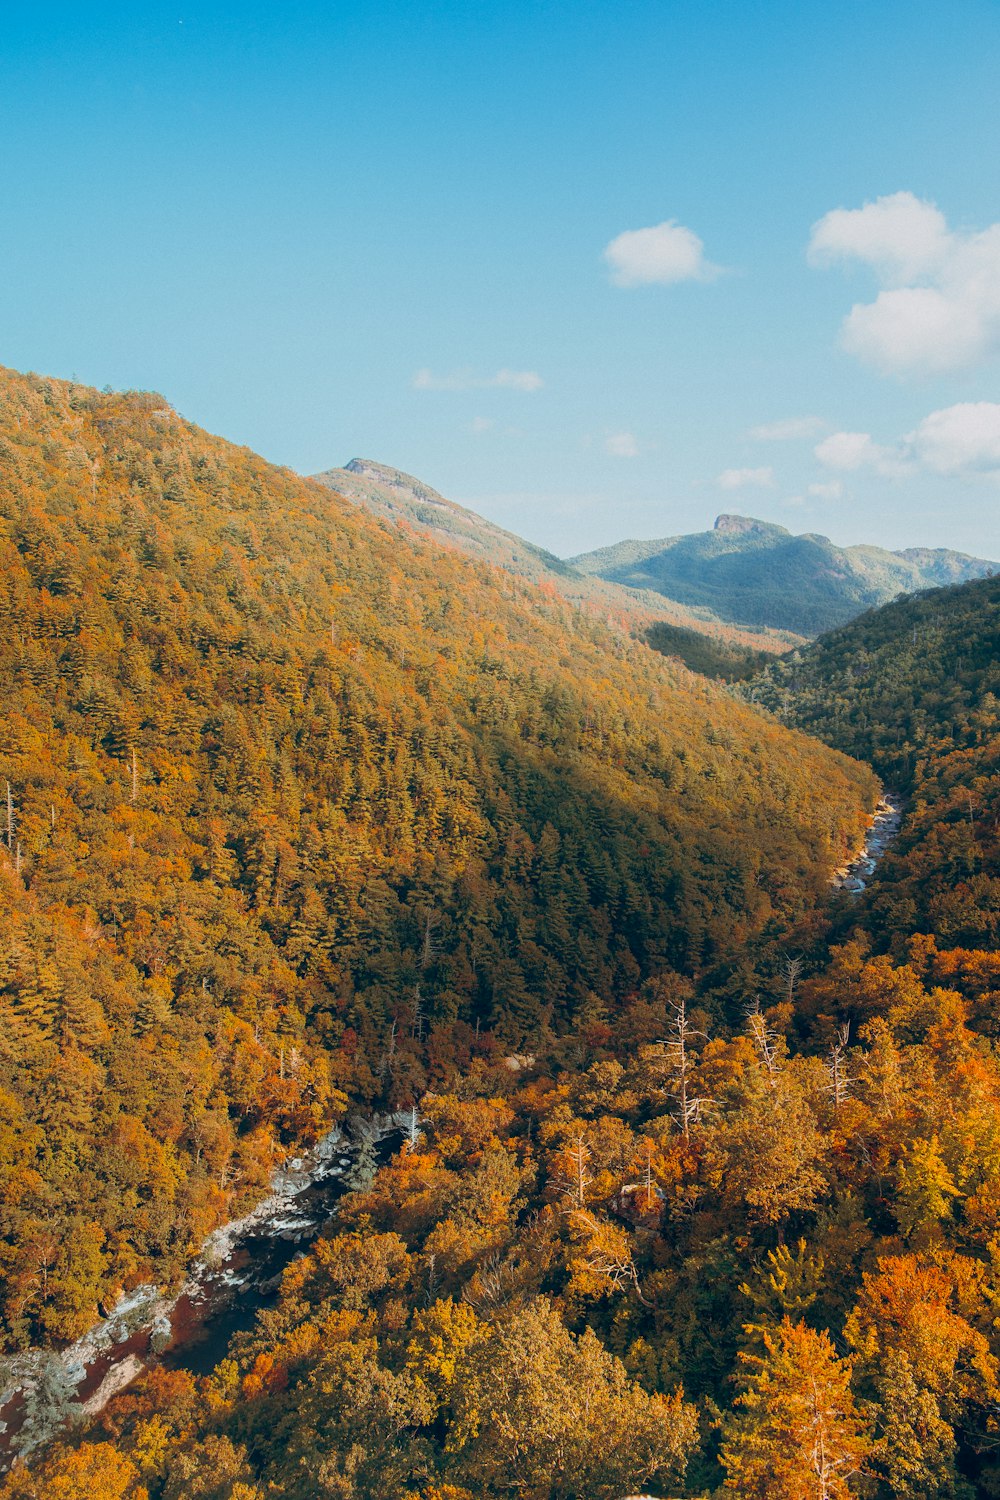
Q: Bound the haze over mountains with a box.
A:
[315,461,997,640]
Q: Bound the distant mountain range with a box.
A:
[314,464,997,639]
[311,460,800,649]
[570,513,997,636]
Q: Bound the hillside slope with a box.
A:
[19,577,1000,1499]
[315,457,575,579]
[746,575,1000,952]
[313,459,801,651]
[572,512,996,636]
[0,365,876,1348]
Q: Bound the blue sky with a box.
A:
[2,1,999,556]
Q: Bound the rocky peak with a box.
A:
[713,513,784,537]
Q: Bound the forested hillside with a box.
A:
[747,577,1000,952]
[13,541,1000,1500]
[0,365,875,1356]
[645,621,776,681]
[7,366,1000,1500]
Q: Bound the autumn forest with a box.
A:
[0,364,999,1499]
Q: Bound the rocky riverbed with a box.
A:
[0,1113,407,1470]
[832,793,903,895]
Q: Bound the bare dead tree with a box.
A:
[780,954,805,1007]
[642,1138,656,1212]
[824,1025,853,1115]
[747,1000,781,1080]
[382,1017,399,1079]
[572,1208,644,1291]
[419,910,439,970]
[664,995,711,1140]
[554,1131,592,1211]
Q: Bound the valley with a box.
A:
[0,366,996,1499]
[6,6,999,1497]
[832,794,902,894]
[0,1119,405,1469]
[0,784,911,1474]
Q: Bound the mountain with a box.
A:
[570,512,997,637]
[314,457,577,580]
[0,365,874,1357]
[20,568,1000,1499]
[313,460,802,652]
[6,374,1000,1500]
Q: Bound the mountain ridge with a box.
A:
[312,460,804,652]
[315,457,997,640]
[570,513,997,635]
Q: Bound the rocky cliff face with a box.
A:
[713,513,785,538]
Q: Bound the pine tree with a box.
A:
[721,1318,867,1499]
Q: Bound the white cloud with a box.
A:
[815,432,879,471]
[808,480,843,499]
[749,416,826,441]
[841,287,988,375]
[814,403,1000,482]
[469,416,496,434]
[413,367,544,392]
[808,191,951,284]
[605,430,640,458]
[808,192,1000,375]
[493,368,545,392]
[814,431,906,476]
[718,465,774,489]
[906,401,1000,477]
[604,220,722,287]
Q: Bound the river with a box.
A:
[831,792,902,894]
[0,797,904,1472]
[0,1115,407,1471]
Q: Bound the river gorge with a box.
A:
[0,1116,406,1470]
[0,798,905,1473]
